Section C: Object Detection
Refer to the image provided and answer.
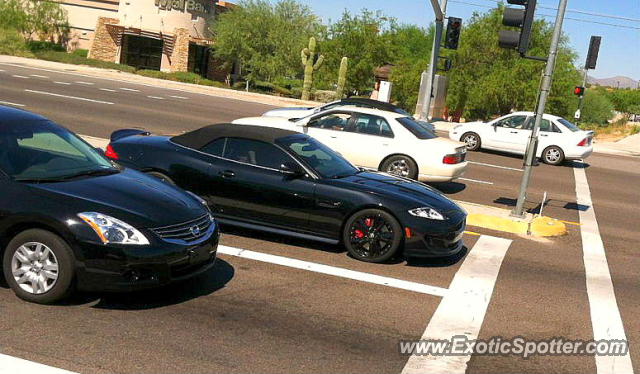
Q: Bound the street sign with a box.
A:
[574,109,581,120]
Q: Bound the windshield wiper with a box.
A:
[15,168,120,183]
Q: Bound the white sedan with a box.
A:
[449,112,594,165]
[263,97,436,132]
[233,107,468,182]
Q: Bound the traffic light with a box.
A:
[499,0,537,55]
[585,36,602,70]
[444,17,462,50]
[574,86,585,96]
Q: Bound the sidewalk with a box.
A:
[0,54,320,108]
[433,120,639,157]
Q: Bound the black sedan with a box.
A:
[0,106,220,304]
[107,124,467,263]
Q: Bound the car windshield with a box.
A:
[557,118,581,132]
[0,120,117,182]
[276,135,359,179]
[397,117,438,139]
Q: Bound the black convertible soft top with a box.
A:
[171,123,301,150]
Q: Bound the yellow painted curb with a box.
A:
[467,214,529,235]
[466,214,567,237]
[529,216,567,237]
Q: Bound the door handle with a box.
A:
[219,170,235,178]
[540,134,548,137]
[330,136,338,139]
[510,131,518,134]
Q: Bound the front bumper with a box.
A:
[74,224,220,292]
[402,213,467,258]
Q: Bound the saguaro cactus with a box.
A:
[301,37,324,101]
[335,57,348,100]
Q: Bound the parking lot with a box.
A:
[0,61,638,374]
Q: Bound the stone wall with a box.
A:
[169,28,190,72]
[87,17,120,62]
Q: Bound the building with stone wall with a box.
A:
[56,0,235,78]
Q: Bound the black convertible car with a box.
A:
[107,124,467,263]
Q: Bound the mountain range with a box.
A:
[587,75,638,89]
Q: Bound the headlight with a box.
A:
[408,207,446,220]
[78,212,150,245]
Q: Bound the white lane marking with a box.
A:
[0,101,25,107]
[54,81,71,85]
[458,177,494,185]
[25,90,114,105]
[574,165,634,374]
[217,245,449,297]
[468,161,522,172]
[147,95,165,100]
[100,88,117,92]
[169,95,188,99]
[75,81,94,85]
[402,235,512,374]
[120,87,140,92]
[11,75,29,79]
[29,74,49,78]
[0,353,78,374]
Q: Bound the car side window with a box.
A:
[539,119,554,132]
[223,138,291,170]
[200,138,226,156]
[350,114,394,138]
[495,115,528,129]
[308,113,351,131]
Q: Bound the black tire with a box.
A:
[380,155,418,180]
[3,229,75,304]
[343,209,403,263]
[461,132,481,151]
[542,146,565,165]
[146,171,176,185]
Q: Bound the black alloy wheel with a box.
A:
[343,209,402,263]
[146,171,176,185]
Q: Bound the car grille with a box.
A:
[151,214,213,242]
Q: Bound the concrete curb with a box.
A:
[0,54,320,108]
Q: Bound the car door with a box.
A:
[303,111,354,151]
[337,113,394,168]
[487,115,531,152]
[207,137,317,230]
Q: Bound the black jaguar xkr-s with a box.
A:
[107,124,467,263]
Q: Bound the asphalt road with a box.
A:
[0,62,638,374]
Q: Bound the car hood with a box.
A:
[331,171,464,215]
[27,169,207,228]
[263,107,315,119]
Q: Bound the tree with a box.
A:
[0,0,68,43]
[315,10,396,95]
[444,7,581,121]
[210,0,322,83]
[581,90,614,125]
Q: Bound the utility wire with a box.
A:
[449,0,640,30]
[472,0,640,22]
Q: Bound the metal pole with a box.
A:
[419,0,448,120]
[511,0,569,218]
[576,67,588,126]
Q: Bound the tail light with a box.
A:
[577,138,590,147]
[105,144,119,160]
[443,153,464,164]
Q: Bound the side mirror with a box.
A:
[95,147,106,156]
[297,117,311,127]
[279,162,305,177]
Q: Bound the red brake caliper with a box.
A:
[365,218,374,227]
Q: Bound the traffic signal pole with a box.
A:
[511,0,569,218]
[418,0,448,120]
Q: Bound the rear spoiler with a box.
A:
[110,129,151,142]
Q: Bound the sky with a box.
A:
[282,0,640,81]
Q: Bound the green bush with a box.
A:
[27,40,65,52]
[137,70,227,88]
[581,90,614,125]
[0,27,33,57]
[72,48,89,58]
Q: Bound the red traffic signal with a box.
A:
[574,86,585,96]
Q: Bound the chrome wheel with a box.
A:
[463,133,480,150]
[11,242,59,295]
[545,148,561,163]
[386,159,410,177]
